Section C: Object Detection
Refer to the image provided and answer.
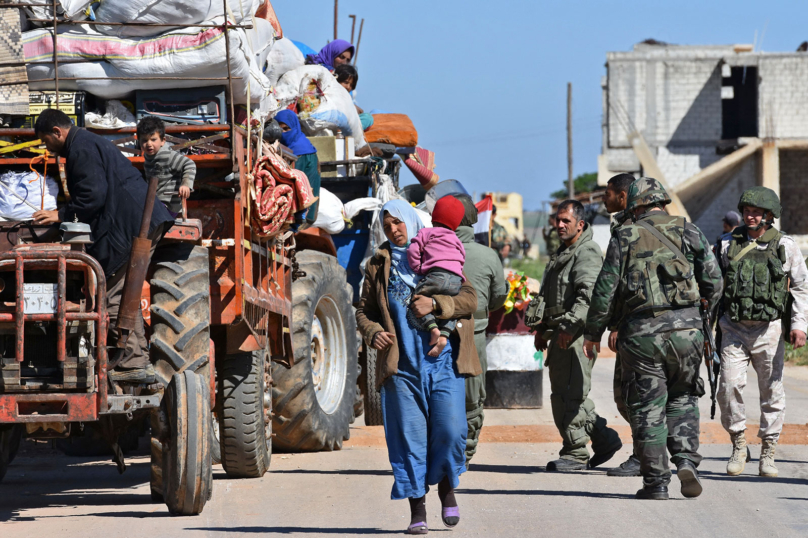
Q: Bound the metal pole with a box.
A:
[52,0,58,108]
[349,14,356,44]
[334,0,338,40]
[567,82,574,199]
[353,19,364,65]
[222,0,236,169]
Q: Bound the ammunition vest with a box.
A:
[620,217,701,316]
[723,227,787,322]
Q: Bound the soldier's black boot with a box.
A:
[607,454,642,477]
[635,485,669,500]
[588,441,622,469]
[546,458,587,472]
[676,460,703,498]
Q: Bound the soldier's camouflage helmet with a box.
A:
[626,177,671,211]
[737,186,781,219]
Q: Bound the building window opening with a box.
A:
[722,65,758,139]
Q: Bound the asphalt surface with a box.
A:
[2,358,808,537]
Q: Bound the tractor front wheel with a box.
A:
[163,370,212,516]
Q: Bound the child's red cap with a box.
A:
[431,195,465,231]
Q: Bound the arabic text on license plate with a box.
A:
[23,283,58,314]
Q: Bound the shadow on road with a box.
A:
[456,488,636,499]
[467,463,538,474]
[698,470,808,486]
[187,527,403,534]
[267,469,393,477]
[701,456,807,464]
[0,457,154,522]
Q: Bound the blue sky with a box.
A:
[273,0,807,210]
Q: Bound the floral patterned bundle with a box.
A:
[250,143,317,237]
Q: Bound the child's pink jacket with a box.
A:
[407,227,466,279]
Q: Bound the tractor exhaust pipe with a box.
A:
[116,176,159,348]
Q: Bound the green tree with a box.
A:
[550,172,598,200]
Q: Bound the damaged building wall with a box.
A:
[779,150,808,234]
[601,42,808,244]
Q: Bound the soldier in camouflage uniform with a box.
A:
[543,213,561,255]
[491,205,510,261]
[715,187,808,478]
[535,199,622,472]
[583,178,723,500]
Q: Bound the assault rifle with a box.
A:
[700,299,721,419]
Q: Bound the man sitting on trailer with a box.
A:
[32,109,175,383]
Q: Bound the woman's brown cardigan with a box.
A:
[355,244,481,390]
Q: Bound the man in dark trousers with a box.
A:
[32,109,174,383]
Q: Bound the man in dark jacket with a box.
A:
[33,109,174,383]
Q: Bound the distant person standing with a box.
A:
[722,211,742,234]
[543,213,561,255]
[716,210,743,244]
[534,199,622,472]
[491,205,510,262]
[521,237,531,259]
[715,188,808,478]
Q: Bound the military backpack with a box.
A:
[620,216,701,316]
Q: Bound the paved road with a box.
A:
[2,360,808,537]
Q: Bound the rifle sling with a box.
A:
[729,240,760,263]
[637,218,687,261]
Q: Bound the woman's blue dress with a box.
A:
[381,267,467,500]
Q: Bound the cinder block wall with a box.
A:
[759,57,808,139]
[692,156,758,243]
[779,149,808,234]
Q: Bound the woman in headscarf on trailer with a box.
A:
[274,109,321,224]
[305,38,354,71]
[355,200,480,535]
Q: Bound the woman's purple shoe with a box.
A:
[406,521,428,535]
[442,506,460,528]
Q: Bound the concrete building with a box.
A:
[484,191,524,241]
[598,40,808,245]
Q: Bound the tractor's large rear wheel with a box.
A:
[148,244,212,504]
[219,348,272,478]
[163,370,212,515]
[0,425,22,483]
[272,251,358,451]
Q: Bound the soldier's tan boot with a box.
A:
[759,438,778,477]
[727,431,751,476]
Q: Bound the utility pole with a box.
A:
[353,18,364,64]
[333,0,338,40]
[349,14,356,44]
[567,82,574,199]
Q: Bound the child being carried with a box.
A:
[406,195,467,357]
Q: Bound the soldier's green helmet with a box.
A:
[626,177,671,211]
[737,186,781,219]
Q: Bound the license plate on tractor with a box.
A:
[23,283,58,314]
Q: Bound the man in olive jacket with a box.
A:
[454,195,509,465]
[535,200,621,472]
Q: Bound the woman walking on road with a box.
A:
[356,200,480,534]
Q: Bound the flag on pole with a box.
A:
[474,194,493,246]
